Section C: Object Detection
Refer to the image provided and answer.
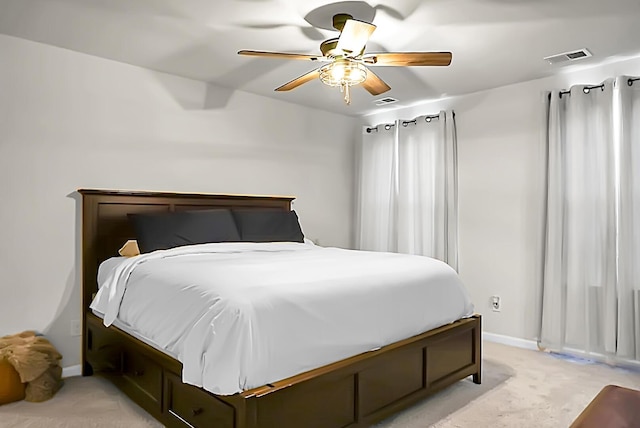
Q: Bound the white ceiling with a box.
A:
[2,0,640,116]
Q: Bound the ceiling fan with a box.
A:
[238,13,452,105]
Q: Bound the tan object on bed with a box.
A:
[118,240,140,257]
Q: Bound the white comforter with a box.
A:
[91,242,473,395]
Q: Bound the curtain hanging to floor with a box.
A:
[617,76,640,360]
[540,76,640,362]
[356,111,458,269]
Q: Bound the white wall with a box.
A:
[0,34,357,368]
[362,55,640,342]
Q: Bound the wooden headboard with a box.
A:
[79,188,294,317]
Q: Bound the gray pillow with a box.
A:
[128,209,241,253]
[232,209,304,243]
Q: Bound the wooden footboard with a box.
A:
[86,313,481,428]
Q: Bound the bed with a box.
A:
[80,189,482,428]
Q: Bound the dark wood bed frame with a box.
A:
[79,189,482,428]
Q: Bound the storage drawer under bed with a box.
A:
[121,346,163,409]
[165,372,235,428]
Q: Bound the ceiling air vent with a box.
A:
[544,48,592,65]
[374,97,398,106]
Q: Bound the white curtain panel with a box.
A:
[541,78,640,362]
[541,81,617,355]
[617,76,640,360]
[396,112,458,268]
[357,111,458,269]
[356,125,397,252]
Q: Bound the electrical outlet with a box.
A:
[491,296,501,312]
[70,319,82,337]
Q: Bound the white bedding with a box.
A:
[91,242,473,395]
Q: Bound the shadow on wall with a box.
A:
[41,191,83,368]
[150,70,236,110]
[204,83,235,110]
[149,50,287,111]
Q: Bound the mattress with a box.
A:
[91,242,474,395]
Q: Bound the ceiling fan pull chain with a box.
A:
[342,82,351,105]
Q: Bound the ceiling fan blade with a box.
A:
[238,50,325,62]
[275,69,320,92]
[336,19,376,57]
[361,68,391,96]
[365,52,452,66]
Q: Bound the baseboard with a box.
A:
[62,364,82,378]
[483,332,540,351]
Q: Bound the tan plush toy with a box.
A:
[0,331,63,403]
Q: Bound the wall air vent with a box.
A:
[374,97,398,106]
[544,48,592,65]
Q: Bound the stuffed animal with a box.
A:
[0,331,62,403]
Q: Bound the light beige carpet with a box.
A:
[0,374,162,428]
[2,341,640,427]
[380,342,640,427]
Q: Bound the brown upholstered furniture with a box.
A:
[79,189,482,428]
[570,385,640,428]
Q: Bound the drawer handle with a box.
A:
[133,369,145,376]
[191,407,204,417]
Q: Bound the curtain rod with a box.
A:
[553,78,640,99]
[366,113,442,133]
[557,83,605,98]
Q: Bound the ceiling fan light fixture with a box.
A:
[319,59,367,104]
[318,60,367,86]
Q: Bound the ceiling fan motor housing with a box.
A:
[332,13,353,32]
[320,39,339,57]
